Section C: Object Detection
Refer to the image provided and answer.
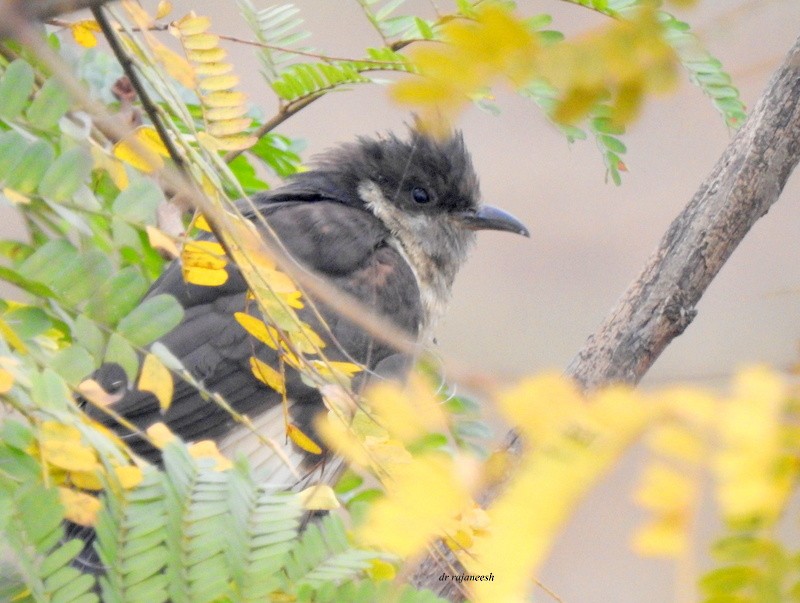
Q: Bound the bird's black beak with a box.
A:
[457,205,530,237]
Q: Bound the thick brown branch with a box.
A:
[566,34,800,389]
[412,32,800,602]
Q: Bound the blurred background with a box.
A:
[8,1,800,600]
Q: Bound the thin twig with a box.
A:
[91,5,186,172]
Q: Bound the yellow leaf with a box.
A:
[309,360,363,384]
[181,240,228,286]
[122,0,153,29]
[175,14,211,36]
[281,290,304,309]
[182,33,220,51]
[59,487,102,527]
[155,0,173,19]
[358,456,468,557]
[146,225,180,259]
[70,469,103,490]
[199,74,241,92]
[287,423,322,455]
[0,367,13,393]
[113,126,171,173]
[195,62,234,77]
[202,91,247,108]
[193,214,212,232]
[646,424,705,464]
[186,47,228,63]
[210,134,258,152]
[90,146,129,190]
[363,375,446,444]
[206,117,252,136]
[288,323,326,354]
[297,484,340,510]
[114,465,144,489]
[188,440,232,471]
[444,528,474,551]
[250,356,286,394]
[367,559,396,582]
[634,462,695,513]
[146,422,176,449]
[496,373,584,442]
[69,20,101,48]
[0,316,27,353]
[39,422,99,472]
[153,41,196,88]
[205,106,249,123]
[235,313,280,349]
[632,518,686,557]
[138,353,174,411]
[2,188,31,205]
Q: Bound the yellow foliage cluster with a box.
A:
[537,5,677,125]
[34,420,143,526]
[317,366,800,602]
[171,12,257,152]
[391,6,538,135]
[113,125,171,175]
[391,4,679,131]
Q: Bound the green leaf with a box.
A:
[31,368,72,410]
[17,483,64,549]
[699,566,761,595]
[3,305,52,340]
[333,470,363,495]
[3,139,55,194]
[0,131,27,179]
[112,178,164,226]
[227,154,268,196]
[116,293,183,347]
[711,534,780,563]
[0,265,57,300]
[39,148,93,201]
[50,345,95,385]
[1,419,35,451]
[0,59,35,119]
[85,266,149,326]
[407,432,448,454]
[74,314,105,360]
[104,332,139,382]
[26,77,71,130]
[57,250,114,307]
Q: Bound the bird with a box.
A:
[79,123,528,538]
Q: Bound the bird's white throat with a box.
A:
[358,180,475,336]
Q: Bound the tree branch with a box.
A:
[412,32,800,601]
[565,34,800,389]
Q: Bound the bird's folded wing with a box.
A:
[86,199,422,473]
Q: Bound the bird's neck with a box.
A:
[358,181,475,337]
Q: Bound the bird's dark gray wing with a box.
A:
[85,198,422,472]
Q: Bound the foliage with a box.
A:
[0,1,773,603]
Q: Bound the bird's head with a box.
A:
[298,124,529,328]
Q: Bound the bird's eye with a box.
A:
[411,187,430,204]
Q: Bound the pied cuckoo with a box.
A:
[83,124,529,498]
